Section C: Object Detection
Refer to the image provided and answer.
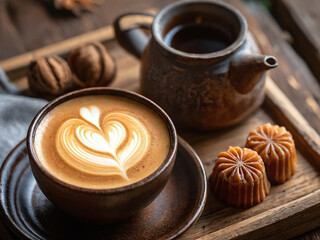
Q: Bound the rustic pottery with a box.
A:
[114,0,278,130]
[26,87,178,224]
[0,137,206,239]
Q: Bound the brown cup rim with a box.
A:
[152,0,247,60]
[27,87,178,194]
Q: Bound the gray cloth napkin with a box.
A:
[0,67,47,162]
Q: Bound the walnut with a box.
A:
[28,55,76,98]
[67,42,116,87]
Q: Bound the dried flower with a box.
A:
[54,0,103,15]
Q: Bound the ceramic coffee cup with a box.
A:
[114,0,278,130]
[27,87,177,224]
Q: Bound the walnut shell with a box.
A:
[28,55,75,98]
[67,42,116,87]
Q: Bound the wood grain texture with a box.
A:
[199,190,320,240]
[0,1,25,60]
[0,12,155,73]
[0,0,174,61]
[264,77,320,169]
[273,0,320,82]
[226,1,320,136]
[293,230,320,240]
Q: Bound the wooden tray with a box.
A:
[1,15,320,240]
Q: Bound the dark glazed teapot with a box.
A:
[114,0,278,130]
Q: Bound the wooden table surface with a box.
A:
[0,0,319,239]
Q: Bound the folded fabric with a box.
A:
[0,67,47,162]
[0,67,20,94]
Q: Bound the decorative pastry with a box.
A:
[245,123,297,184]
[67,42,116,88]
[28,55,75,98]
[210,146,270,208]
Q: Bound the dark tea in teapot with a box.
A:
[164,21,232,54]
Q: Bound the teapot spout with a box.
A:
[229,54,278,94]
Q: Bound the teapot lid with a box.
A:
[152,0,247,63]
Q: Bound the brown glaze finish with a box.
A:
[114,0,278,130]
[26,87,178,224]
[0,138,207,240]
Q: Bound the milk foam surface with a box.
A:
[34,95,170,189]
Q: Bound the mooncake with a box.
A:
[245,123,297,184]
[210,146,270,208]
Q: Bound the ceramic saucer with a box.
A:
[0,137,207,240]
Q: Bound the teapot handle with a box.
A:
[113,11,155,59]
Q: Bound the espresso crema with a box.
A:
[34,95,170,189]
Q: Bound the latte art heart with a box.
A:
[56,106,149,178]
